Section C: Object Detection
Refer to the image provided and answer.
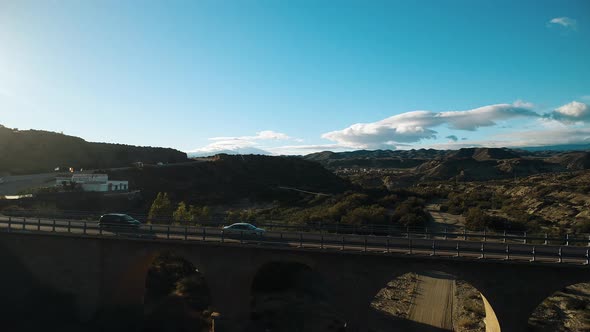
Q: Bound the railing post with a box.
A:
[585,249,589,265]
[424,227,428,239]
[463,228,467,241]
[67,220,71,233]
[167,226,170,239]
[386,237,390,253]
[523,231,527,244]
[341,235,345,251]
[431,240,436,256]
[83,222,87,235]
[321,234,324,249]
[240,231,244,244]
[505,244,510,260]
[22,217,26,230]
[407,239,413,255]
[456,242,460,257]
[364,236,368,252]
[479,243,485,259]
[221,230,225,243]
[565,234,569,246]
[8,217,11,232]
[530,246,536,262]
[184,226,188,240]
[202,228,206,241]
[544,233,548,245]
[406,226,410,238]
[299,233,303,248]
[483,229,486,242]
[503,230,506,243]
[444,227,448,240]
[37,218,41,231]
[557,247,562,263]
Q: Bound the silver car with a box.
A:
[222,223,265,236]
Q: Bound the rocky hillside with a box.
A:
[0,125,188,174]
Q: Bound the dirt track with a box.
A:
[408,271,456,331]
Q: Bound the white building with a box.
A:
[55,174,129,192]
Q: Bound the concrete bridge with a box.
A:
[0,229,588,331]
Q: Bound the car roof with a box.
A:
[101,213,129,217]
[229,222,255,226]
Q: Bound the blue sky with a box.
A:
[1,0,589,155]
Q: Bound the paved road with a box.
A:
[0,216,588,265]
[408,272,455,331]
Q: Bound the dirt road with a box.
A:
[408,271,456,331]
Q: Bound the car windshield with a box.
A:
[123,215,136,222]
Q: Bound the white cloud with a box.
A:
[548,17,577,29]
[321,102,538,149]
[210,130,298,141]
[547,101,590,123]
[266,144,352,155]
[188,130,301,156]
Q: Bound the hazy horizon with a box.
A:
[1,1,589,155]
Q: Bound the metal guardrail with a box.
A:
[0,216,589,266]
[2,210,590,247]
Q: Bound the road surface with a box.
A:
[408,271,456,331]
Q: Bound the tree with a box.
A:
[148,192,173,223]
[465,207,487,230]
[173,202,192,223]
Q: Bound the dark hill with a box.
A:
[450,148,520,161]
[106,154,351,205]
[0,125,188,175]
[304,149,446,169]
[548,152,590,170]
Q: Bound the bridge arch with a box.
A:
[247,260,346,332]
[528,280,590,331]
[366,267,501,332]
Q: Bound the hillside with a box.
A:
[0,125,188,174]
[106,154,351,206]
[307,147,590,181]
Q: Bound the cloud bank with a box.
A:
[321,102,539,149]
[188,101,590,155]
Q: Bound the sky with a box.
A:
[1,0,589,155]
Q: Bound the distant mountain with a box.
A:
[304,147,590,181]
[0,125,188,175]
[187,147,271,158]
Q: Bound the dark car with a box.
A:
[98,213,141,230]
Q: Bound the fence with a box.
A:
[0,216,588,266]
[2,208,590,247]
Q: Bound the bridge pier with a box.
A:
[205,269,252,332]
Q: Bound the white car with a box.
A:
[222,223,265,236]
